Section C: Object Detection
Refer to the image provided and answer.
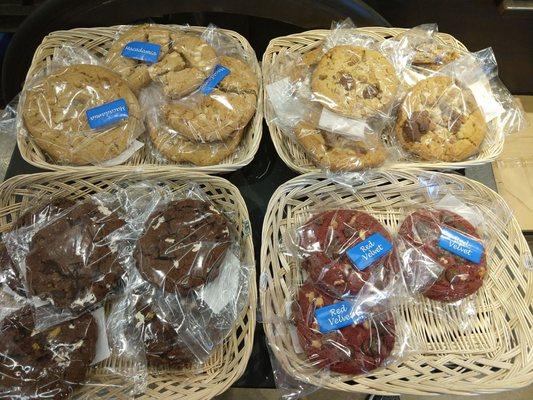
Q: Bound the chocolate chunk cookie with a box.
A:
[294,121,386,171]
[135,199,231,294]
[395,76,487,161]
[26,200,125,311]
[133,294,194,367]
[398,209,487,302]
[22,64,142,165]
[1,198,76,297]
[293,282,395,375]
[311,45,399,119]
[0,306,96,399]
[298,210,396,296]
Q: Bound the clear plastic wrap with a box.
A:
[262,280,416,399]
[125,24,259,165]
[107,181,252,367]
[393,47,527,162]
[3,194,129,330]
[0,299,146,399]
[18,45,144,166]
[265,19,410,172]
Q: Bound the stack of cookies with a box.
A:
[107,24,259,166]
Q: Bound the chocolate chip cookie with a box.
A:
[294,121,386,171]
[22,64,142,165]
[395,76,487,161]
[298,210,396,297]
[311,45,399,119]
[293,281,395,375]
[398,209,487,302]
[0,306,97,399]
[163,55,258,142]
[26,200,125,311]
[133,294,194,367]
[135,199,231,294]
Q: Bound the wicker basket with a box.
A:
[262,27,504,173]
[0,170,256,400]
[18,25,263,174]
[260,171,533,395]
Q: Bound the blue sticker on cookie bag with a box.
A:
[86,98,129,130]
[315,301,366,333]
[346,232,393,271]
[438,227,484,264]
[121,41,161,63]
[200,64,231,95]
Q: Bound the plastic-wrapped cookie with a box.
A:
[1,198,76,297]
[135,199,231,294]
[22,64,143,165]
[133,294,194,367]
[395,76,487,161]
[0,306,97,399]
[149,122,244,166]
[162,55,258,142]
[311,45,399,119]
[25,200,125,311]
[297,210,396,296]
[294,121,386,171]
[397,209,487,302]
[292,281,395,375]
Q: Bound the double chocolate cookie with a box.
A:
[26,200,125,311]
[293,282,395,375]
[397,209,487,302]
[0,306,97,399]
[1,198,76,297]
[298,210,395,296]
[133,294,194,367]
[135,199,231,294]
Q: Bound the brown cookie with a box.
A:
[22,64,142,165]
[311,45,399,119]
[294,121,386,171]
[293,281,395,375]
[398,209,487,302]
[395,76,487,161]
[133,294,194,368]
[135,199,231,294]
[26,200,125,311]
[0,306,97,399]
[1,198,76,297]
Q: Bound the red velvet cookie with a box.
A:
[292,281,395,375]
[397,209,487,302]
[298,210,395,296]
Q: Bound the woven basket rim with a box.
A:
[0,169,257,400]
[18,24,263,174]
[260,170,533,395]
[262,27,505,174]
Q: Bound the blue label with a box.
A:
[86,98,129,130]
[346,232,393,271]
[315,301,366,333]
[121,41,161,63]
[438,227,484,264]
[200,64,231,95]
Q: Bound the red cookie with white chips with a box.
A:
[397,209,487,302]
[298,210,395,296]
[292,281,395,375]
